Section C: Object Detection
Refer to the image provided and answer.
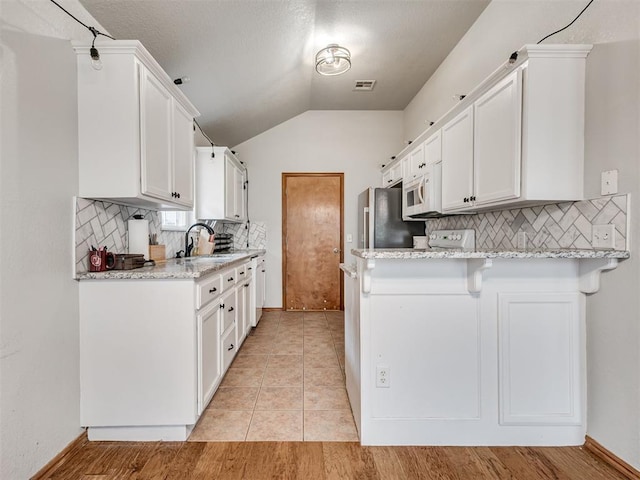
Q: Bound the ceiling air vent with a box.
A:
[353,80,376,91]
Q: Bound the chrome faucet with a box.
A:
[184,222,215,257]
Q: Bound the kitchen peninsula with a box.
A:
[342,247,629,446]
[78,250,265,441]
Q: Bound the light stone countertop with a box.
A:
[351,248,630,260]
[76,250,266,280]
[339,263,358,278]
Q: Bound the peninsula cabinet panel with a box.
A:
[498,292,583,426]
[370,294,480,420]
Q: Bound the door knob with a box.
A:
[333,248,341,254]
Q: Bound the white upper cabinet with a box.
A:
[439,45,591,213]
[381,161,402,187]
[195,147,247,222]
[73,41,199,210]
[172,101,196,207]
[473,70,522,207]
[441,106,474,212]
[405,142,425,182]
[424,131,442,166]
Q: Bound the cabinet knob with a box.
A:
[220,303,225,309]
[244,283,249,287]
[228,277,234,282]
[227,343,234,351]
[209,287,217,293]
[470,195,476,201]
[463,197,469,203]
[248,267,252,270]
[240,271,245,275]
[177,192,181,199]
[387,179,392,184]
[235,214,240,218]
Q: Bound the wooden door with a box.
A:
[283,173,343,311]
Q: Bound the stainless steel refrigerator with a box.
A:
[357,187,425,249]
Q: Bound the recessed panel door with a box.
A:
[283,173,343,311]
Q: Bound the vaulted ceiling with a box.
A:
[80,0,489,147]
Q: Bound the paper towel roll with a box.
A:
[128,217,149,259]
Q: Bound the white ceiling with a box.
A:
[79,0,489,147]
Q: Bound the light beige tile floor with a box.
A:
[188,310,358,442]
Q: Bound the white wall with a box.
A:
[0,1,107,477]
[403,0,640,468]
[234,110,403,308]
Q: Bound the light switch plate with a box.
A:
[592,224,615,249]
[601,170,618,195]
[346,233,353,243]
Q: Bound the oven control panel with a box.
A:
[428,229,475,251]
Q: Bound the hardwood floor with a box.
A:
[39,439,628,479]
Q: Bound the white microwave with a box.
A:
[402,163,442,219]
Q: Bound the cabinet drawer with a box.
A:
[221,290,237,332]
[222,326,237,372]
[237,263,248,281]
[196,274,222,309]
[222,268,237,291]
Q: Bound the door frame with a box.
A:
[281,172,344,311]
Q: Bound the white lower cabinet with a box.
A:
[79,259,253,441]
[254,256,266,326]
[198,301,221,415]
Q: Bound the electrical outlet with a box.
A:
[592,224,616,249]
[517,231,527,250]
[376,366,390,388]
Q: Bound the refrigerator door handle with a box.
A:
[363,206,369,248]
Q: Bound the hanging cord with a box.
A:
[194,119,216,157]
[537,0,594,44]
[508,0,595,64]
[49,0,116,40]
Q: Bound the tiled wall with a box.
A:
[74,198,267,273]
[425,194,629,251]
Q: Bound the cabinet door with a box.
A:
[234,166,245,221]
[198,303,221,414]
[424,130,441,165]
[474,70,522,206]
[441,106,474,212]
[243,278,252,335]
[236,283,246,347]
[140,68,173,201]
[172,100,195,207]
[407,143,424,181]
[381,168,393,187]
[498,292,582,426]
[254,260,265,327]
[224,158,236,220]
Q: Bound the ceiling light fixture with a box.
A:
[315,44,351,76]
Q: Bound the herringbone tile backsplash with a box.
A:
[74,198,267,273]
[426,194,628,251]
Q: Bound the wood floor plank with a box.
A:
[442,446,509,480]
[41,440,634,479]
[539,446,629,480]
[163,442,207,479]
[323,442,380,480]
[466,447,516,480]
[128,442,183,480]
[368,446,406,480]
[489,446,572,480]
